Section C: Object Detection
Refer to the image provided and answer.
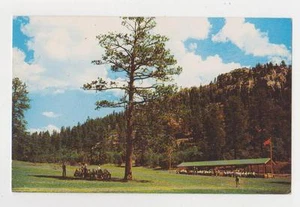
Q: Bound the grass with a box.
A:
[12,160,291,193]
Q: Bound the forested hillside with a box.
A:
[18,62,291,168]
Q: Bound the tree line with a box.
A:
[12,62,291,169]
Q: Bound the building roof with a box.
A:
[177,158,271,168]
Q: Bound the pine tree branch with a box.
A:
[95,100,126,109]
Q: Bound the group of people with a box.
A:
[226,170,257,178]
[73,163,96,179]
[73,163,111,180]
[61,162,103,179]
[177,167,257,178]
[176,167,262,187]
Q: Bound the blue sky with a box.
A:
[12,17,292,133]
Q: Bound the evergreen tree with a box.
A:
[12,77,30,160]
[203,103,226,160]
[224,96,248,159]
[83,17,181,180]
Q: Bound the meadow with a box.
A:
[12,160,291,194]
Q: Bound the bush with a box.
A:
[173,146,203,165]
[144,150,161,168]
[105,151,123,166]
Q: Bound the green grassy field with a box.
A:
[12,160,291,193]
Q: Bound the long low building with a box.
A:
[177,158,274,176]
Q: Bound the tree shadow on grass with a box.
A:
[270,181,291,185]
[30,175,152,183]
[110,178,152,183]
[31,175,81,180]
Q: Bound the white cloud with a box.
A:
[155,17,211,60]
[155,18,243,87]
[155,17,211,41]
[13,48,70,92]
[15,17,125,92]
[15,17,244,92]
[22,17,126,62]
[174,52,243,87]
[13,48,45,86]
[42,111,61,118]
[212,18,291,64]
[27,124,60,134]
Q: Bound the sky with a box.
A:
[12,17,292,134]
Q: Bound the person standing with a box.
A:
[62,162,67,178]
[235,175,240,187]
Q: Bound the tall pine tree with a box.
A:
[83,17,181,180]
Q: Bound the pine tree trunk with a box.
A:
[124,73,134,181]
[124,133,133,180]
[124,103,134,181]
